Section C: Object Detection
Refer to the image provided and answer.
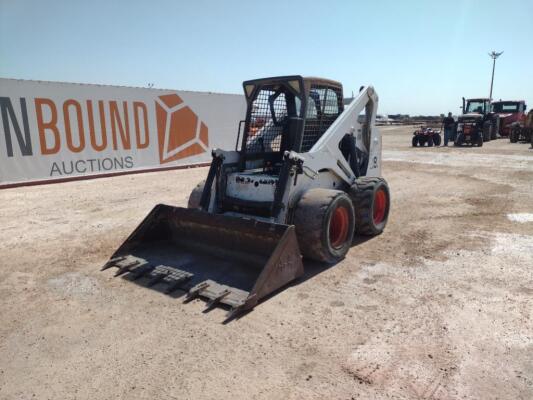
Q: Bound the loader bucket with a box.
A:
[102,204,304,317]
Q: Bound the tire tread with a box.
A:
[294,189,354,263]
[349,177,390,236]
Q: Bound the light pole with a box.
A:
[488,51,503,101]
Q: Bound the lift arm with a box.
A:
[304,86,380,183]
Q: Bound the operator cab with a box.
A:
[239,75,344,173]
[464,98,491,115]
[223,76,345,217]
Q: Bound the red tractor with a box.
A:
[412,126,442,147]
[455,97,495,146]
[491,100,527,137]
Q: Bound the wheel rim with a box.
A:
[373,189,387,225]
[330,206,350,248]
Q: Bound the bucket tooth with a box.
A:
[101,256,126,271]
[186,281,210,301]
[114,260,141,277]
[205,289,231,310]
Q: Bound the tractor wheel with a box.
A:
[482,122,491,142]
[510,128,519,143]
[433,134,442,146]
[427,136,434,147]
[412,136,419,147]
[187,179,206,209]
[526,129,533,145]
[491,118,499,140]
[418,136,426,146]
[294,189,355,263]
[454,133,464,147]
[490,127,497,140]
[476,133,484,147]
[349,177,390,236]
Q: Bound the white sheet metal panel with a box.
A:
[0,78,246,187]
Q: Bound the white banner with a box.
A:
[0,78,246,187]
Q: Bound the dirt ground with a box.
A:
[1,126,532,399]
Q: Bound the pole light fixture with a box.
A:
[488,51,503,101]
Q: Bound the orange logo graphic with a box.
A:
[155,94,209,164]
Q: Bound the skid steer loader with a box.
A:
[102,76,390,318]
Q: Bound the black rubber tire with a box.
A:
[412,136,419,147]
[294,189,355,263]
[433,134,442,146]
[187,179,206,209]
[510,128,519,143]
[349,177,390,236]
[427,136,434,147]
[491,129,497,140]
[454,133,464,147]
[476,133,483,147]
[418,136,426,146]
[491,118,499,140]
[482,122,491,142]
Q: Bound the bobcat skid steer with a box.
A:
[102,76,390,318]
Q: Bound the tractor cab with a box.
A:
[459,97,492,127]
[463,98,491,116]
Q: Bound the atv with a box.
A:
[412,126,442,147]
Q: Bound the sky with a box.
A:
[1,0,532,115]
